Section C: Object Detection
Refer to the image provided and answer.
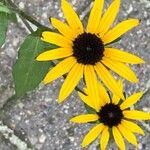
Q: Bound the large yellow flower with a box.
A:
[71,80,150,150]
[37,0,144,103]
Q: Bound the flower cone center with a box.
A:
[73,33,104,65]
[98,103,123,127]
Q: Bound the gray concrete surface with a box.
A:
[0,0,150,149]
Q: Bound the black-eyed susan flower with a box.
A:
[36,0,144,103]
[71,80,150,150]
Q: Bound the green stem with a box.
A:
[20,15,34,33]
[6,0,50,30]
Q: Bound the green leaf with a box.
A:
[0,12,9,47]
[0,2,11,14]
[0,2,17,23]
[13,30,56,97]
[9,12,17,23]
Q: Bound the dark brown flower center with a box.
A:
[73,33,104,65]
[97,103,123,128]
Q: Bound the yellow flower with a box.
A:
[71,80,150,150]
[37,0,144,103]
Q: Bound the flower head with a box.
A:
[71,80,150,150]
[37,0,144,103]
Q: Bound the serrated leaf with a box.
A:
[0,12,9,47]
[13,30,56,97]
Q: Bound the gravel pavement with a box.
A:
[0,0,150,149]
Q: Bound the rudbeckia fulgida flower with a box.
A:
[37,0,144,103]
[71,80,150,150]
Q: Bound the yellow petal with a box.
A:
[100,126,109,150]
[82,124,105,147]
[112,95,121,105]
[51,18,77,40]
[117,79,124,91]
[42,31,72,47]
[122,119,144,135]
[43,57,76,84]
[102,57,138,83]
[118,124,138,146]
[97,0,120,36]
[36,48,73,61]
[104,48,145,64]
[120,92,143,110]
[97,82,110,104]
[102,19,139,44]
[70,114,99,123]
[94,62,122,98]
[123,110,150,120]
[112,79,124,104]
[61,0,83,35]
[87,0,104,33]
[83,87,88,94]
[84,65,101,111]
[112,126,125,150]
[58,63,84,102]
[78,92,96,110]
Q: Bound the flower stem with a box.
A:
[19,15,34,33]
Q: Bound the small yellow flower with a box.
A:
[71,80,150,150]
[37,0,144,103]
